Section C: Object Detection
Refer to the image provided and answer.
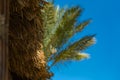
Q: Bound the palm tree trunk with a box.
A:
[9,0,52,80]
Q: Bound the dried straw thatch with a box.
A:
[9,0,51,80]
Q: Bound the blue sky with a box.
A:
[51,0,120,80]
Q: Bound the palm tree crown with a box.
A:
[42,2,95,67]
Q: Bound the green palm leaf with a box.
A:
[42,3,96,66]
[50,35,95,66]
[50,6,82,49]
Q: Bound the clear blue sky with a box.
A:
[51,0,120,80]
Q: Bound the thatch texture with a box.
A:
[9,0,51,80]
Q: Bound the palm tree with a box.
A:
[9,0,95,80]
[42,2,95,68]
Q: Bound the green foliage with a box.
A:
[42,3,95,66]
[42,3,66,58]
[51,35,95,66]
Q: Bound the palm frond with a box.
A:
[76,19,91,32]
[42,3,56,47]
[50,35,95,66]
[42,3,95,66]
[49,6,82,49]
[69,35,96,51]
[42,3,65,58]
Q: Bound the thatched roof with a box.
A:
[9,0,51,79]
